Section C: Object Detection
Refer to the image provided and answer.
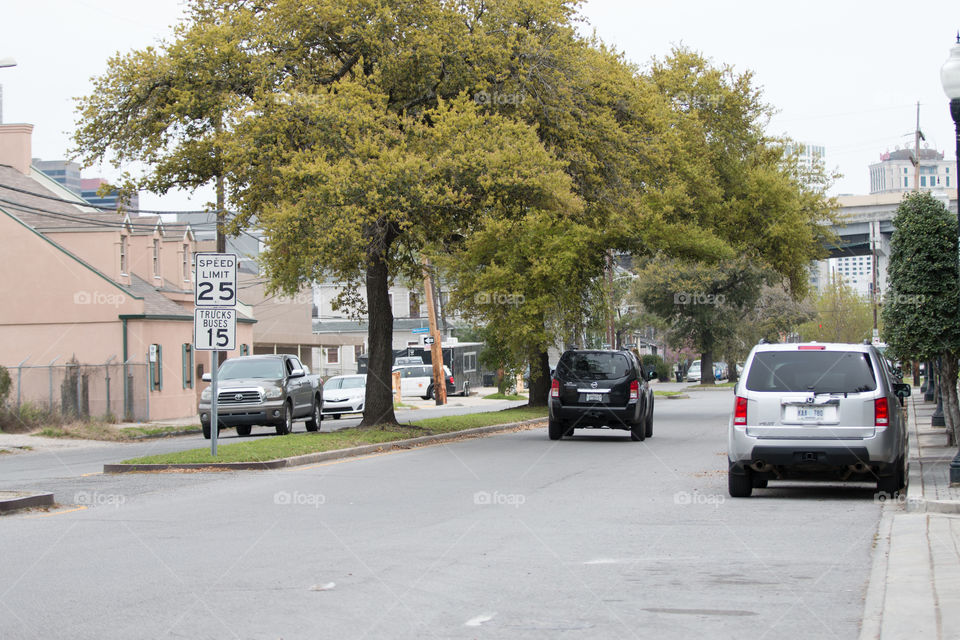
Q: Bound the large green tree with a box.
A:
[882,192,960,440]
[797,277,874,344]
[633,258,768,386]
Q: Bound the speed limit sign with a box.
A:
[194,253,237,307]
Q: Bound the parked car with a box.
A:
[392,364,456,400]
[322,374,366,419]
[686,360,701,382]
[198,354,323,438]
[548,349,656,441]
[727,342,911,498]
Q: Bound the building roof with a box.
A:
[126,274,191,317]
[0,164,192,237]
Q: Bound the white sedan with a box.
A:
[322,375,366,419]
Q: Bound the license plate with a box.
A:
[796,406,825,421]
[585,393,603,403]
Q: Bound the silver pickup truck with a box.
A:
[198,354,323,438]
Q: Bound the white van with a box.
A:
[686,360,702,382]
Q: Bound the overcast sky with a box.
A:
[2,0,958,211]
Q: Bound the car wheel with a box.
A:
[305,400,321,432]
[877,456,904,496]
[644,400,654,438]
[548,417,564,440]
[423,385,433,401]
[236,425,252,437]
[275,401,293,436]
[202,422,211,440]
[630,418,646,441]
[728,468,753,498]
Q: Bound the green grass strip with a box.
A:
[121,406,547,465]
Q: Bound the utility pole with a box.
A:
[605,251,615,349]
[421,257,446,405]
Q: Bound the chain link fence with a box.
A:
[6,360,149,422]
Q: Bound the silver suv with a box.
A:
[727,342,911,497]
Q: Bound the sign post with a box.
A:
[193,253,237,457]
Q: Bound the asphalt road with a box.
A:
[0,390,882,639]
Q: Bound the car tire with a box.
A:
[630,417,646,442]
[644,400,654,438]
[202,422,211,439]
[236,425,252,437]
[877,456,904,496]
[728,468,753,497]
[305,400,321,432]
[423,385,433,401]
[548,417,564,440]
[275,401,293,436]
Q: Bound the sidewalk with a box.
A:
[861,392,960,639]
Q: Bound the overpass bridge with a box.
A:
[822,191,956,293]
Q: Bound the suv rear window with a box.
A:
[745,351,877,393]
[557,352,632,380]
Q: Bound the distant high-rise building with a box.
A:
[784,142,826,171]
[32,159,138,211]
[80,177,139,212]
[32,159,82,195]
[869,147,951,194]
[828,254,874,298]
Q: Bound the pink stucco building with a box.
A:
[0,123,255,420]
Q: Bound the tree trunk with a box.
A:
[942,354,960,447]
[700,341,715,386]
[359,250,398,427]
[527,350,551,407]
[725,353,739,384]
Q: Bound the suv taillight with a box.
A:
[629,380,639,400]
[734,396,748,426]
[448,375,454,385]
[550,379,560,398]
[875,397,889,427]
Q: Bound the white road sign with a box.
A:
[195,253,238,307]
[194,308,236,351]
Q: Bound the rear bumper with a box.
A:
[728,421,902,474]
[549,400,640,429]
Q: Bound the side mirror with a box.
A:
[646,366,658,380]
[289,368,305,378]
[201,373,211,382]
[894,383,911,399]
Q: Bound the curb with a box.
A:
[905,394,960,515]
[104,418,546,473]
[122,428,202,440]
[0,491,55,514]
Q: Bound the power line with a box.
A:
[0,181,220,216]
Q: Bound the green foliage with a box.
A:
[640,354,670,382]
[797,278,874,343]
[0,365,10,407]
[881,191,960,361]
[633,257,768,358]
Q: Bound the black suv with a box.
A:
[548,349,656,441]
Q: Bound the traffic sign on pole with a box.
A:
[194,308,236,351]
[194,253,237,307]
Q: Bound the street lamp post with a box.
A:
[940,34,960,482]
[0,57,15,126]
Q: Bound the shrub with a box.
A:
[640,354,671,382]
[0,365,10,407]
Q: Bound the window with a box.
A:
[325,346,339,364]
[153,238,161,278]
[921,176,927,187]
[120,235,128,274]
[464,352,477,372]
[240,344,249,356]
[904,177,909,187]
[182,343,194,389]
[409,291,420,318]
[182,243,192,281]
[354,344,364,362]
[149,344,163,391]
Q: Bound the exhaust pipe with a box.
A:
[848,462,868,474]
[750,461,771,473]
